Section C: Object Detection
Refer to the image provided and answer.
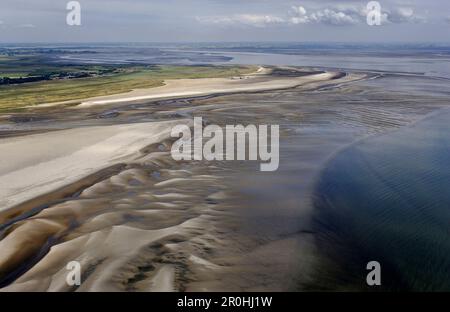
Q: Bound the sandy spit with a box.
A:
[76,71,337,108]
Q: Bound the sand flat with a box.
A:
[0,67,372,291]
[0,119,189,212]
[76,71,337,108]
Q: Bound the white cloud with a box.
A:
[290,6,309,24]
[196,4,427,28]
[196,14,284,27]
[18,24,36,28]
[309,9,359,26]
[289,4,425,26]
[290,6,359,26]
[387,7,425,23]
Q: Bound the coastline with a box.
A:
[1,64,447,291]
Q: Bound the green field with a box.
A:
[0,55,255,112]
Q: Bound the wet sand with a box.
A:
[0,67,447,291]
[0,120,191,212]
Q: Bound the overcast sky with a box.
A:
[0,0,449,43]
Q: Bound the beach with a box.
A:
[76,70,337,107]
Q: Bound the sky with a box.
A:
[0,0,449,43]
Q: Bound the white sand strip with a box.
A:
[77,72,336,108]
[0,120,189,212]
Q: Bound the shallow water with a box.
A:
[312,108,450,291]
